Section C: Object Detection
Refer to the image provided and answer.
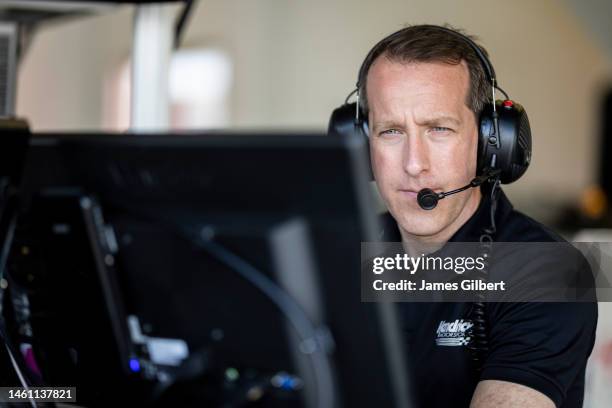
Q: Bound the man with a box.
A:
[357,25,597,407]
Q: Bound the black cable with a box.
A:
[467,178,501,371]
[187,232,336,408]
[344,88,358,105]
[488,179,502,235]
[495,85,510,101]
[0,316,38,407]
[174,0,197,49]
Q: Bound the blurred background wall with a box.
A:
[11,1,612,406]
[15,0,612,223]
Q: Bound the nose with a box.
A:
[402,133,430,177]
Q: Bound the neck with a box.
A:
[400,187,482,256]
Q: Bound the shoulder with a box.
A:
[493,204,597,302]
[495,198,565,243]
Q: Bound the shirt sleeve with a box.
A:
[479,301,598,407]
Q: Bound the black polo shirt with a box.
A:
[380,187,598,408]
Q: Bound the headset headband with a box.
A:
[356,25,497,95]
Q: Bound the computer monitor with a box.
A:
[2,131,411,407]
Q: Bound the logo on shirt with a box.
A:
[435,319,473,347]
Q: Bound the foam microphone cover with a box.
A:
[417,188,439,210]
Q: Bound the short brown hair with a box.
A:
[358,24,491,118]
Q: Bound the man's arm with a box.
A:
[471,248,598,407]
[470,380,555,408]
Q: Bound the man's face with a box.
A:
[367,57,480,240]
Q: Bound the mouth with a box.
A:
[398,190,419,199]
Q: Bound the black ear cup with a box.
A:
[477,100,532,184]
[328,102,368,139]
[328,102,373,179]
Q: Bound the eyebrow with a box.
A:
[416,116,461,127]
[372,120,402,130]
[372,115,461,130]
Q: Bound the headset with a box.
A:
[329,25,533,371]
[328,25,532,201]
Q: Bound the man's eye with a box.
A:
[380,129,401,136]
[431,126,451,133]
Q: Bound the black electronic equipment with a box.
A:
[2,132,411,407]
